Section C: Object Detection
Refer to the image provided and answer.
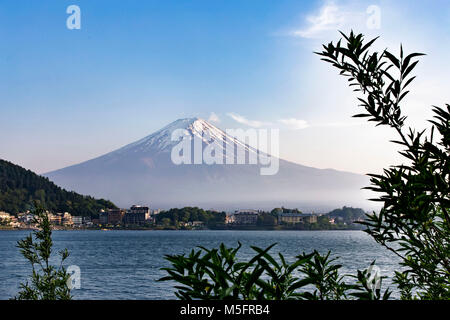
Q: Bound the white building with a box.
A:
[72,216,83,226]
[0,211,11,220]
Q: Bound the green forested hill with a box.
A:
[327,206,366,224]
[0,159,117,216]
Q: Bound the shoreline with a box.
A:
[0,226,364,232]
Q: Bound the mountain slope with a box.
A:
[0,159,117,215]
[45,118,373,211]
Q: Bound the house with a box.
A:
[17,213,34,223]
[278,213,317,224]
[0,211,11,221]
[1,213,20,228]
[107,209,126,225]
[234,210,259,225]
[48,213,62,225]
[83,216,92,225]
[72,216,83,226]
[0,212,12,226]
[123,205,150,225]
[225,214,236,224]
[191,221,204,227]
[62,212,73,226]
[99,210,108,225]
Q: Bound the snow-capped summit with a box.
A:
[113,117,202,154]
[107,117,258,162]
[45,117,373,211]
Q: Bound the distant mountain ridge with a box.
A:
[0,159,117,216]
[45,118,374,211]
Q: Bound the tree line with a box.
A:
[155,207,226,227]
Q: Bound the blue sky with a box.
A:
[1,0,450,174]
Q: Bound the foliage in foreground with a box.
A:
[14,205,72,300]
[317,31,449,299]
[159,242,390,300]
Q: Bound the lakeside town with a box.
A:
[0,205,366,231]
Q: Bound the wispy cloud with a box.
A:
[293,1,366,39]
[228,113,363,130]
[278,118,365,130]
[227,113,271,128]
[208,112,220,123]
[318,121,365,128]
[278,118,309,130]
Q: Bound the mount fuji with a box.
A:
[45,118,373,211]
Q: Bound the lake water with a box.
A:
[0,230,401,299]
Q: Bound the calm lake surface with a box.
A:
[0,230,401,299]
